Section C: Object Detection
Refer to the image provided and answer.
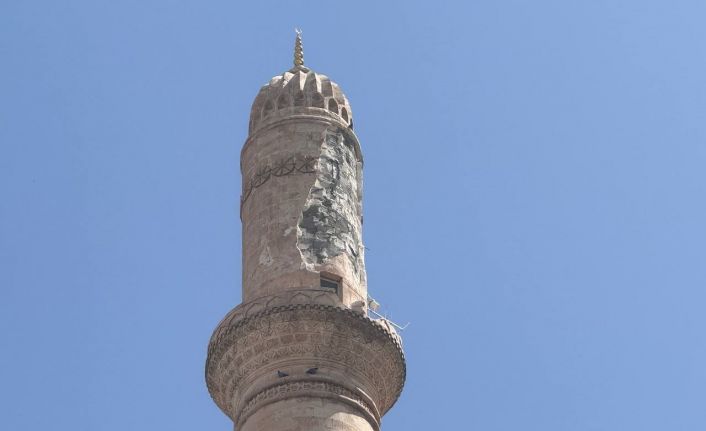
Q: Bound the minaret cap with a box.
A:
[248,30,354,134]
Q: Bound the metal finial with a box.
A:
[293,28,304,67]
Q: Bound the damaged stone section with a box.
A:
[297,129,364,275]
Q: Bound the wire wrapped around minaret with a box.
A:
[294,28,304,67]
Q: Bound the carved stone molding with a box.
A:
[241,115,363,165]
[206,303,406,424]
[210,290,342,339]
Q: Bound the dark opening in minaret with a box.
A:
[320,274,340,293]
[341,107,349,123]
[328,98,338,114]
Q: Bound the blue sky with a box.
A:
[2,1,706,430]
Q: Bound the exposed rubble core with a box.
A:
[297,129,364,276]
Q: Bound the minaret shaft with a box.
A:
[243,397,375,431]
[240,118,366,307]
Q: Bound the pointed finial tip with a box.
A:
[293,28,304,67]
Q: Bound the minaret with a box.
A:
[206,31,406,431]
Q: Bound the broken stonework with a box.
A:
[297,129,364,276]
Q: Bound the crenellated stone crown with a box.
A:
[248,65,354,134]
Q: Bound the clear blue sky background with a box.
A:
[2,1,706,430]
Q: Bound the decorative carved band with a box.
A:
[241,155,317,205]
[209,290,342,344]
[237,379,380,430]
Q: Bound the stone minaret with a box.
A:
[206,31,406,431]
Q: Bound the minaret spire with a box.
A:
[293,28,304,67]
